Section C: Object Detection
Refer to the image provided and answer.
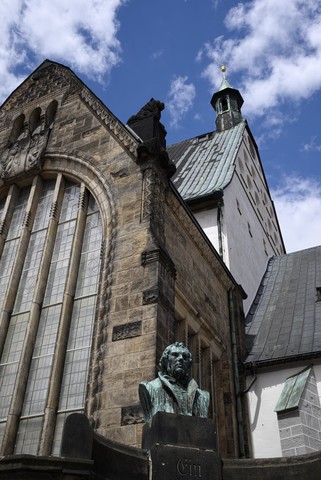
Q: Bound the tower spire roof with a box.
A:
[219,65,233,91]
[210,65,244,132]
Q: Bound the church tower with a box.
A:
[210,66,244,132]
[170,66,285,315]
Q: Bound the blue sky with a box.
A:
[1,0,321,253]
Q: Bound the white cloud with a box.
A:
[302,136,321,152]
[167,76,196,127]
[0,0,125,103]
[202,0,321,118]
[272,176,321,253]
[150,49,164,60]
[211,0,220,8]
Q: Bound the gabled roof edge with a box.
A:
[1,59,139,157]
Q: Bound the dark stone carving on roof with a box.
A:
[127,99,176,178]
[127,98,165,124]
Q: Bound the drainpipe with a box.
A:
[217,202,223,259]
[228,288,246,458]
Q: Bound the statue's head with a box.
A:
[159,342,192,382]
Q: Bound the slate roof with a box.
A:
[168,120,246,201]
[245,246,321,365]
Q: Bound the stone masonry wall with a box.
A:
[163,188,243,458]
[278,370,321,456]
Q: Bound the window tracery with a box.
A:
[0,175,103,455]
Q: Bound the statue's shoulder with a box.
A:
[198,387,210,399]
[140,376,162,393]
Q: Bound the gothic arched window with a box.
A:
[0,174,103,456]
[8,114,25,146]
[220,97,229,113]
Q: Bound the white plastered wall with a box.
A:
[190,136,284,315]
[246,363,321,458]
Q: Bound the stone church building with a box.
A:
[0,60,248,468]
[0,60,320,480]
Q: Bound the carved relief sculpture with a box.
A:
[26,128,49,170]
[0,120,49,182]
[139,342,210,424]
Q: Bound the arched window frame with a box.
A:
[0,154,116,457]
[220,97,229,113]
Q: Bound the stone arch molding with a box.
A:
[43,151,118,234]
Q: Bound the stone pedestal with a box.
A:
[143,412,222,480]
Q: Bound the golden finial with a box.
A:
[221,65,227,78]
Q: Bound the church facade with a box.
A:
[0,60,248,463]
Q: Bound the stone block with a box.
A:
[277,411,299,429]
[302,424,320,439]
[291,425,303,437]
[112,321,142,341]
[142,412,216,450]
[282,447,296,457]
[279,427,292,439]
[308,436,321,450]
[61,413,93,459]
[304,413,321,430]
[281,434,306,450]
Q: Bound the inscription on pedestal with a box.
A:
[176,458,202,478]
[150,445,221,480]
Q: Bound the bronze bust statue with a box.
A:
[139,342,210,424]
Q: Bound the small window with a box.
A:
[236,199,242,215]
[248,137,256,159]
[29,108,42,135]
[8,114,25,145]
[46,100,58,128]
[220,97,229,113]
[248,222,252,238]
[263,239,268,256]
[317,287,321,302]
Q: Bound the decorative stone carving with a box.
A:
[121,405,144,426]
[80,89,138,155]
[0,126,49,182]
[139,342,210,424]
[112,321,142,341]
[127,98,165,124]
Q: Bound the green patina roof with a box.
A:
[169,120,246,201]
[275,367,311,413]
[219,76,233,91]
